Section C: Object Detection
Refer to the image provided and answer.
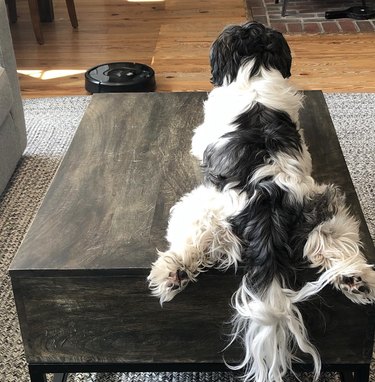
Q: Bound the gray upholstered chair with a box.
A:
[0,0,27,195]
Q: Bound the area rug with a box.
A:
[245,0,375,33]
[0,94,374,382]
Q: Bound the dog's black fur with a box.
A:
[202,101,308,291]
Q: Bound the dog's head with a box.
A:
[210,21,292,86]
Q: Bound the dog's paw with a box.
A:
[147,252,191,305]
[337,270,375,304]
[148,267,190,305]
[339,275,369,294]
[166,269,190,291]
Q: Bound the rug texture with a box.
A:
[0,94,374,382]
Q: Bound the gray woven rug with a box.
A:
[0,94,374,382]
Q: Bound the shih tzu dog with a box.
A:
[147,21,375,382]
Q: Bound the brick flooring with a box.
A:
[246,0,375,33]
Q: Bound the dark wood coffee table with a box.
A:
[9,91,375,382]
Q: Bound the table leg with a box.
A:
[29,366,68,382]
[53,373,69,382]
[29,365,47,382]
[353,364,370,382]
[341,371,354,382]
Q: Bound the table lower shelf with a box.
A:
[28,362,371,382]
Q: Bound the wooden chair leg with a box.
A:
[27,0,44,44]
[66,0,78,28]
[6,0,18,23]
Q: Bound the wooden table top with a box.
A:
[9,91,375,277]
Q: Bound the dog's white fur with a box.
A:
[148,32,375,382]
[148,185,247,304]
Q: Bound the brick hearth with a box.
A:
[246,0,375,33]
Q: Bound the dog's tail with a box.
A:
[225,180,337,382]
[227,268,342,382]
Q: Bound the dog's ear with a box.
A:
[257,28,292,79]
[209,40,227,86]
[210,24,254,86]
[209,29,243,86]
[238,22,292,79]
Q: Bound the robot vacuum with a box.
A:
[85,62,156,93]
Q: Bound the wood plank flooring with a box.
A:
[9,0,375,97]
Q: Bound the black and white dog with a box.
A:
[148,21,375,382]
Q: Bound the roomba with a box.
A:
[85,62,156,93]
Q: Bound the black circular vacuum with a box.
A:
[85,62,156,93]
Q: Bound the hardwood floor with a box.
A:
[9,0,375,98]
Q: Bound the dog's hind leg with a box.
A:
[303,186,375,304]
[147,184,245,304]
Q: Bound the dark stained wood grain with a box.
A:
[12,273,239,364]
[9,91,375,369]
[11,272,375,365]
[11,92,206,275]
